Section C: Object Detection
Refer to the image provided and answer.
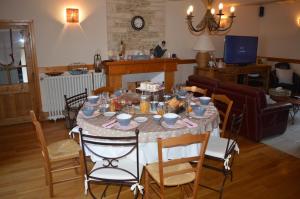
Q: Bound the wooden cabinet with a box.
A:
[195,64,271,90]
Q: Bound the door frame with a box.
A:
[0,20,41,125]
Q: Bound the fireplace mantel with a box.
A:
[103,59,178,91]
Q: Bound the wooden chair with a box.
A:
[182,86,207,96]
[144,132,210,199]
[92,86,114,95]
[29,110,83,197]
[202,109,245,199]
[64,88,88,129]
[211,94,233,137]
[79,128,143,199]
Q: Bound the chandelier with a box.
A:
[186,0,236,35]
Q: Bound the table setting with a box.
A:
[77,88,220,143]
[76,86,220,164]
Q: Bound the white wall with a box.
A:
[258,2,300,74]
[0,0,107,67]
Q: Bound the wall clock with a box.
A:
[131,16,145,31]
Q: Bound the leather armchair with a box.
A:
[187,75,291,142]
[270,62,300,94]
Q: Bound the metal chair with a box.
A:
[64,88,88,130]
[79,128,143,199]
[30,110,83,197]
[144,132,210,199]
[202,109,245,199]
[212,94,233,137]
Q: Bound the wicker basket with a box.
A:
[269,88,291,97]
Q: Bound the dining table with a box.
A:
[76,100,220,165]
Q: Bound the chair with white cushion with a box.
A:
[79,128,143,199]
[202,107,245,199]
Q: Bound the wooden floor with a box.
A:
[0,120,300,199]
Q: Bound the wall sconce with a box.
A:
[66,8,79,23]
[298,18,300,26]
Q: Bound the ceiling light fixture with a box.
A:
[186,0,236,35]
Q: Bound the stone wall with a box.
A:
[107,0,165,55]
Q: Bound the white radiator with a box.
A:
[40,72,105,120]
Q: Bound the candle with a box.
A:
[218,3,223,10]
[211,8,215,15]
[230,6,235,13]
[187,5,194,16]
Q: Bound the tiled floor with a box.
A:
[262,112,300,158]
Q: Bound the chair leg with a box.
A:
[144,170,149,199]
[116,185,123,199]
[48,172,54,197]
[43,164,49,186]
[219,174,228,199]
[88,182,97,199]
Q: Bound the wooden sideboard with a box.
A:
[195,64,271,90]
[103,59,177,91]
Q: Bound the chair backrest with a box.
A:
[212,94,233,137]
[182,86,207,96]
[79,128,140,184]
[224,106,245,157]
[157,132,210,198]
[92,86,114,95]
[275,62,290,70]
[29,110,50,161]
[64,88,88,111]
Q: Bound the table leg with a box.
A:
[290,104,300,125]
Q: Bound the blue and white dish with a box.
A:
[87,95,99,104]
[199,96,211,105]
[116,113,132,126]
[153,115,162,122]
[192,106,206,116]
[163,113,179,125]
[82,106,95,116]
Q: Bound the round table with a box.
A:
[77,105,220,142]
[77,105,220,164]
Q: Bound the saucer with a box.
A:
[79,110,101,119]
[134,116,148,123]
[189,111,209,119]
[161,120,185,129]
[114,120,139,131]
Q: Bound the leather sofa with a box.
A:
[187,75,292,142]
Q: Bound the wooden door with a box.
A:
[0,20,40,126]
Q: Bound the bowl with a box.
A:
[192,106,206,116]
[190,102,197,108]
[82,106,95,116]
[177,90,187,96]
[163,113,179,125]
[116,113,132,126]
[199,96,211,105]
[153,114,162,122]
[87,95,99,104]
[103,112,116,117]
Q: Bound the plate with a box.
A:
[134,116,148,123]
[161,120,186,129]
[79,110,101,119]
[113,120,139,131]
[103,112,116,117]
[189,111,209,119]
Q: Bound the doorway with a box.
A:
[0,20,40,126]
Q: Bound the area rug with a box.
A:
[262,113,300,158]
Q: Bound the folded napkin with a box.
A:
[182,118,198,128]
[102,119,117,129]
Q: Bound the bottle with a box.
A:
[94,53,102,72]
